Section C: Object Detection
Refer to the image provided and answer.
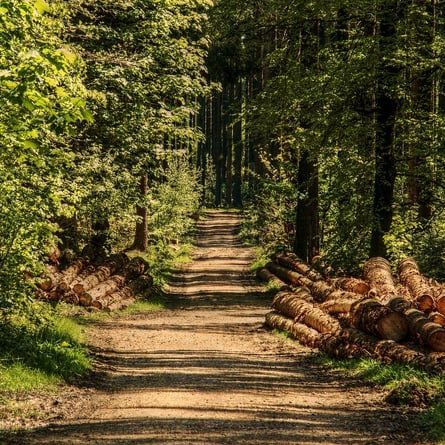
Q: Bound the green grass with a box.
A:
[249,249,270,274]
[0,303,92,391]
[315,354,445,442]
[0,235,192,423]
[0,362,60,393]
[271,328,294,340]
[270,327,445,443]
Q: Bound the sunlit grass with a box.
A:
[0,362,60,393]
[316,354,445,442]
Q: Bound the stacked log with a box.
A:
[260,254,445,373]
[36,254,156,311]
[397,258,435,311]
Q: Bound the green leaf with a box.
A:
[34,0,49,14]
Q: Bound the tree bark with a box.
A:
[256,268,289,291]
[272,291,342,334]
[397,257,435,311]
[273,252,323,281]
[370,1,401,257]
[132,173,149,251]
[330,277,370,295]
[79,275,126,306]
[294,151,320,263]
[388,297,445,352]
[72,265,111,295]
[349,298,408,341]
[362,257,398,303]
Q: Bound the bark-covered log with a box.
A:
[272,291,341,334]
[265,311,445,372]
[273,252,323,281]
[330,277,370,295]
[80,275,126,306]
[363,257,398,303]
[305,280,333,301]
[61,291,80,305]
[429,312,445,327]
[91,286,133,310]
[264,311,322,349]
[349,298,408,341]
[266,262,304,286]
[405,309,445,352]
[265,310,295,333]
[320,298,360,314]
[307,280,361,304]
[435,293,445,317]
[103,252,131,275]
[72,265,111,295]
[37,266,61,291]
[125,256,149,280]
[56,258,89,292]
[256,268,290,291]
[129,274,155,296]
[106,295,136,312]
[397,258,435,312]
[388,297,445,352]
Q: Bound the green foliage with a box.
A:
[419,402,445,442]
[209,0,445,273]
[0,362,59,394]
[0,0,92,311]
[150,153,202,245]
[0,302,91,385]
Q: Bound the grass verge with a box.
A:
[316,354,445,443]
[271,327,445,443]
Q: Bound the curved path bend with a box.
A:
[8,211,424,444]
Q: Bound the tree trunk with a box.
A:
[232,79,243,207]
[72,265,111,295]
[294,150,320,263]
[91,285,133,310]
[256,268,289,291]
[370,1,401,257]
[266,261,305,287]
[56,258,89,292]
[133,173,149,251]
[330,277,370,295]
[80,275,126,306]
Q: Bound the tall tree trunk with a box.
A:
[232,79,243,208]
[132,173,148,251]
[370,2,400,258]
[406,0,435,221]
[212,93,223,207]
[294,151,320,263]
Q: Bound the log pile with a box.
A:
[36,252,158,311]
[259,253,445,373]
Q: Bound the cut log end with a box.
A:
[377,312,409,342]
[428,330,445,353]
[416,294,435,312]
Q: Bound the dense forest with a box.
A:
[1,1,445,316]
[204,0,445,278]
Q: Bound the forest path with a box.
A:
[9,211,425,444]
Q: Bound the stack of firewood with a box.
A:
[36,252,158,312]
[260,253,445,373]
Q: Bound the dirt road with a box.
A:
[5,211,426,444]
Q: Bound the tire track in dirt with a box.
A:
[8,211,426,444]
